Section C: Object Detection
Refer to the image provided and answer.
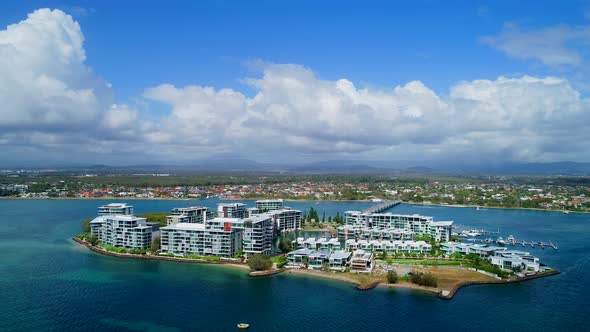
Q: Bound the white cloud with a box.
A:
[145,64,590,163]
[0,8,143,163]
[1,8,589,165]
[482,22,590,66]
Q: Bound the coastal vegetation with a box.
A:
[137,212,168,226]
[463,253,510,278]
[271,255,288,268]
[409,272,438,287]
[278,239,292,253]
[247,254,273,271]
[387,270,398,283]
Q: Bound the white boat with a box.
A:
[476,206,480,211]
[563,210,570,214]
[237,323,250,329]
[496,237,506,245]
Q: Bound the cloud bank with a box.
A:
[1,9,589,166]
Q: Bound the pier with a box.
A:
[363,200,401,214]
[465,236,558,250]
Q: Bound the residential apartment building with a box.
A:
[344,211,453,241]
[255,199,284,212]
[337,225,414,241]
[166,206,212,225]
[350,250,374,273]
[207,215,275,256]
[236,214,275,256]
[97,203,134,216]
[90,215,153,250]
[159,221,242,258]
[292,237,342,251]
[345,239,432,254]
[490,250,540,272]
[217,203,248,219]
[267,208,302,232]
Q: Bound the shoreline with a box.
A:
[3,196,587,213]
[72,237,249,271]
[74,237,560,299]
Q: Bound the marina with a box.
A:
[463,236,558,250]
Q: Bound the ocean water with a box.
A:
[0,198,588,331]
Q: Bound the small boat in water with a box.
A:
[563,210,570,214]
[496,237,506,245]
[237,323,250,329]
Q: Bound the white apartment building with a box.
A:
[345,239,432,254]
[166,206,212,225]
[217,203,248,219]
[490,250,540,272]
[207,215,275,256]
[255,199,284,212]
[90,215,153,250]
[267,208,302,232]
[159,221,242,258]
[344,211,453,241]
[97,203,134,216]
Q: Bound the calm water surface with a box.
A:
[0,199,588,331]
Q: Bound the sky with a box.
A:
[0,0,589,167]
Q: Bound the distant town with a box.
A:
[1,170,589,212]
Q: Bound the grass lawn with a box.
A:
[415,266,500,290]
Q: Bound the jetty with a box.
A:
[362,200,401,214]
[467,236,558,250]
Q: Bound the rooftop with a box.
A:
[330,251,352,260]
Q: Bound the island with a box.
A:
[73,200,559,299]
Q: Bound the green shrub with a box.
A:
[279,239,292,253]
[409,272,438,287]
[82,218,92,233]
[387,270,398,283]
[247,254,273,271]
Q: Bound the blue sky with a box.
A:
[0,1,589,166]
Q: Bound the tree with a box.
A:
[88,235,99,246]
[279,239,293,253]
[234,250,244,259]
[421,273,438,287]
[322,212,325,223]
[387,270,398,284]
[247,254,273,271]
[328,216,332,223]
[82,218,92,233]
[150,236,161,252]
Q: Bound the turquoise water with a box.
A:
[0,199,588,331]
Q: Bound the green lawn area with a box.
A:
[271,255,287,268]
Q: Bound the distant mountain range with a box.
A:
[6,159,590,176]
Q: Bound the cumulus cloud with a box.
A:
[1,8,589,166]
[0,8,142,162]
[482,22,590,66]
[146,64,590,163]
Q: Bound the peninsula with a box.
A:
[74,200,559,299]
